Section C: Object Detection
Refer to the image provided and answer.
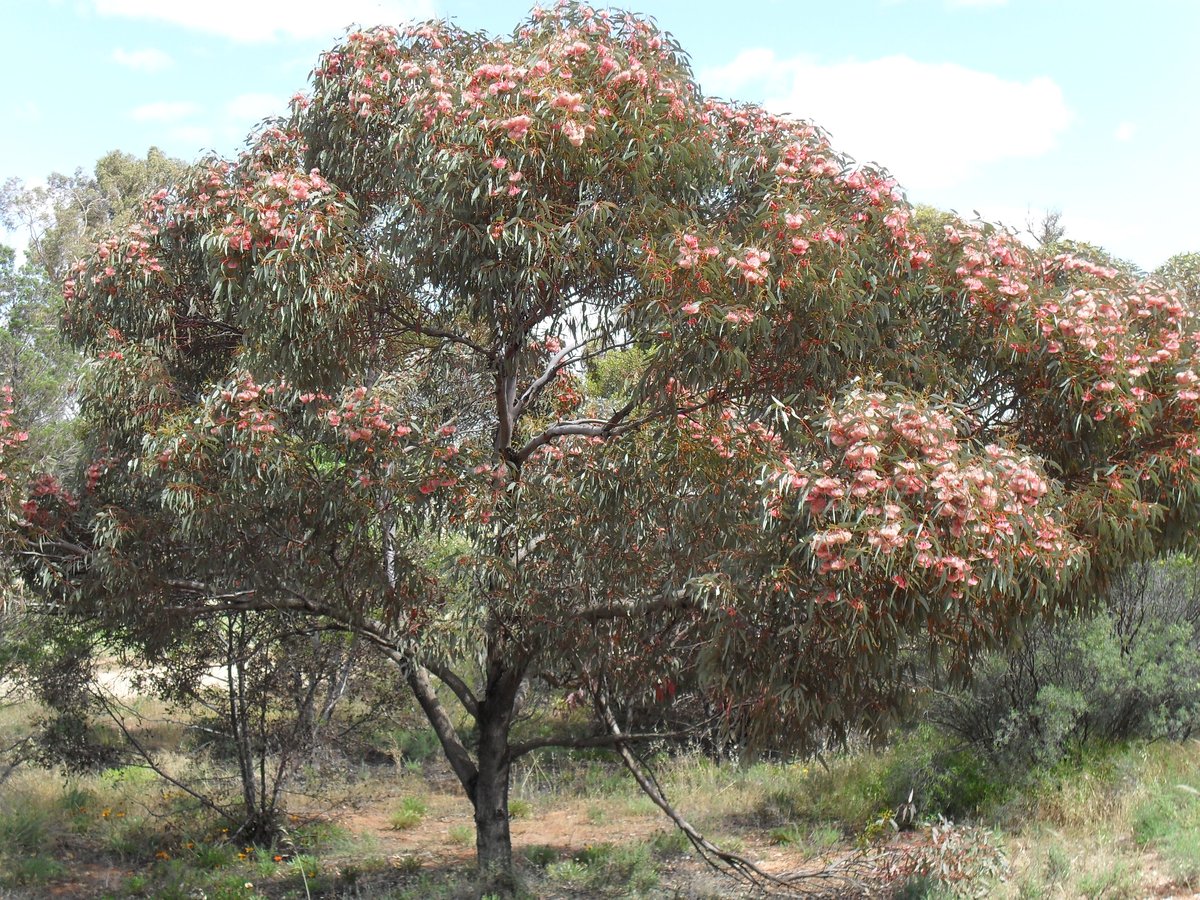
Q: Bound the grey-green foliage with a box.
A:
[0,148,186,474]
[931,557,1200,768]
[1,147,186,281]
[1156,252,1200,306]
[0,246,79,472]
[586,347,647,406]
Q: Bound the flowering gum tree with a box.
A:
[0,387,29,504]
[24,4,1200,891]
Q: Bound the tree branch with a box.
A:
[424,661,479,719]
[511,399,642,463]
[511,334,637,420]
[510,728,690,759]
[403,661,479,794]
[90,686,239,828]
[160,583,484,781]
[593,688,866,897]
[512,341,576,420]
[384,311,494,360]
[576,588,693,624]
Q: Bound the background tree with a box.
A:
[1,150,410,840]
[1157,252,1200,306]
[15,7,1200,894]
[1,148,186,282]
[0,247,78,470]
[0,148,188,472]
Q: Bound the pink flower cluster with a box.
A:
[727,247,771,284]
[310,4,697,163]
[930,221,1200,427]
[674,233,719,270]
[0,386,28,486]
[775,389,1079,595]
[318,384,415,446]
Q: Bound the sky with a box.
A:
[2,0,1198,271]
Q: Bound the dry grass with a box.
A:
[987,742,1200,898]
[4,686,1200,898]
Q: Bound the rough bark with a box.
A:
[473,702,516,894]
[469,634,527,896]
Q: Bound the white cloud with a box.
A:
[129,101,200,123]
[702,51,1071,191]
[1114,121,1137,142]
[111,47,173,72]
[168,125,217,149]
[226,93,285,123]
[91,0,435,42]
[12,100,40,121]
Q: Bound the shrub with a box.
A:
[523,844,558,868]
[391,726,441,768]
[390,796,428,831]
[931,557,1200,770]
[757,728,1001,832]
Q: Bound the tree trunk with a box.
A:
[397,651,524,896]
[473,705,516,895]
[468,634,527,897]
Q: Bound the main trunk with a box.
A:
[473,705,515,894]
[469,636,527,897]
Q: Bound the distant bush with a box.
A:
[931,557,1200,769]
[755,727,1000,834]
[390,725,441,767]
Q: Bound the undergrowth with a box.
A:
[1,719,1199,897]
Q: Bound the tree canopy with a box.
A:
[10,5,1200,892]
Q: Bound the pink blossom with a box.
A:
[551,90,585,114]
[498,115,532,140]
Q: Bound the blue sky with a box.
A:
[3,0,1198,270]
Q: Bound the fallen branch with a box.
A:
[593,687,871,898]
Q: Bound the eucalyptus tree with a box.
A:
[13,6,1200,893]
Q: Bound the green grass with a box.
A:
[390,795,428,830]
[0,854,66,887]
[1075,861,1139,899]
[541,841,660,894]
[1131,782,1200,888]
[523,843,558,867]
[585,802,608,824]
[649,827,691,856]
[0,803,52,857]
[191,840,238,870]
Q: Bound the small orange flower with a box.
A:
[155,851,170,860]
